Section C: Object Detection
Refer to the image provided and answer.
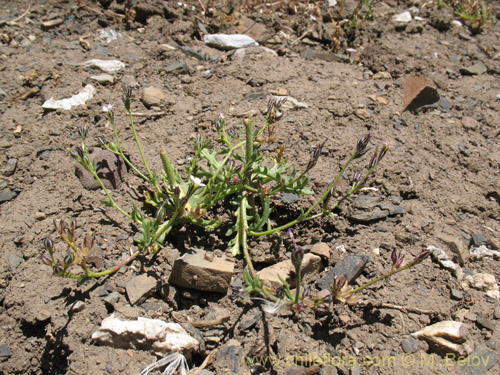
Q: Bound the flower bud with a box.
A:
[44,238,54,254]
[414,249,431,265]
[355,133,371,156]
[291,246,304,269]
[378,143,390,162]
[368,146,378,169]
[63,252,75,268]
[77,126,88,140]
[332,275,346,293]
[54,264,65,276]
[391,249,404,269]
[41,254,52,266]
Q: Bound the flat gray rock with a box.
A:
[317,255,369,291]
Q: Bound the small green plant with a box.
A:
[42,86,390,283]
[436,0,491,33]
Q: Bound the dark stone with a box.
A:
[75,149,127,190]
[401,76,440,113]
[216,343,244,374]
[439,96,451,113]
[282,193,300,204]
[317,255,370,290]
[460,346,499,374]
[476,316,496,331]
[401,337,419,353]
[349,207,389,223]
[3,158,17,176]
[238,308,261,331]
[470,233,487,247]
[166,61,189,75]
[450,288,464,300]
[0,190,17,203]
[0,343,11,358]
[486,335,500,350]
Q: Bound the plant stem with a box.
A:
[294,264,301,304]
[240,195,256,278]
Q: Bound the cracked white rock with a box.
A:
[470,245,500,261]
[42,84,96,110]
[412,321,472,356]
[92,314,199,355]
[462,272,500,300]
[392,11,412,23]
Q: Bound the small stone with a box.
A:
[461,345,499,373]
[13,125,22,137]
[470,233,487,247]
[311,243,330,259]
[392,11,412,23]
[140,86,167,108]
[354,108,371,120]
[282,193,300,204]
[460,61,487,76]
[169,249,234,293]
[34,211,46,220]
[69,300,86,313]
[90,74,114,85]
[450,288,464,300]
[125,273,160,305]
[0,190,17,203]
[495,306,500,319]
[165,61,189,75]
[35,309,52,322]
[204,34,258,50]
[317,255,369,291]
[373,72,392,80]
[401,76,440,113]
[75,149,127,190]
[258,254,322,289]
[486,335,500,350]
[3,158,17,176]
[8,255,24,273]
[214,340,246,374]
[401,337,419,353]
[376,96,388,105]
[436,228,469,265]
[462,116,479,130]
[41,18,64,30]
[476,316,496,331]
[103,292,122,304]
[0,343,11,358]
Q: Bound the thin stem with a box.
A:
[350,258,420,294]
[294,264,301,304]
[240,195,256,278]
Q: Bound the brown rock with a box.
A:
[140,86,167,108]
[462,116,479,130]
[257,253,322,289]
[401,76,440,113]
[169,249,234,293]
[311,242,330,259]
[125,273,160,305]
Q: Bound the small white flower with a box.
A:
[102,103,114,112]
[189,175,206,188]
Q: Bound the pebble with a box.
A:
[450,288,464,300]
[75,149,126,190]
[401,76,440,113]
[0,344,11,358]
[282,193,300,204]
[90,74,114,85]
[169,249,234,293]
[354,108,371,120]
[8,255,24,273]
[470,233,487,247]
[204,34,258,50]
[459,32,473,41]
[476,316,496,332]
[392,11,412,23]
[460,61,487,76]
[68,300,86,313]
[311,242,330,259]
[401,337,419,353]
[103,292,121,304]
[373,72,392,80]
[140,86,167,108]
[3,158,17,176]
[257,254,321,289]
[317,255,369,290]
[166,61,189,75]
[34,211,46,221]
[0,190,17,203]
[42,84,96,111]
[462,116,479,130]
[125,274,160,305]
